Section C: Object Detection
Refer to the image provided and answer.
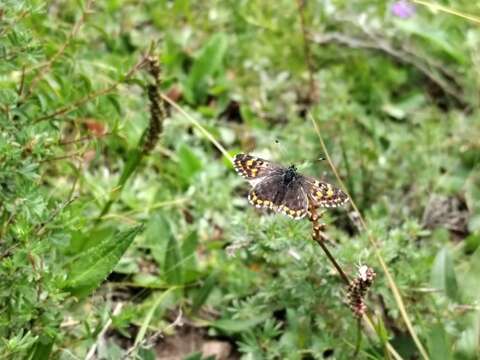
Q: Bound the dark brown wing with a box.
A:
[301,176,349,208]
[233,153,282,183]
[248,175,308,220]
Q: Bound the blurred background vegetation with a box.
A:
[1,0,480,359]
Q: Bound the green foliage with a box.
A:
[63,225,144,298]
[184,33,229,104]
[1,0,480,359]
[431,247,459,301]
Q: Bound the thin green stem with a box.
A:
[354,318,362,358]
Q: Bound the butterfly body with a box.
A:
[233,153,348,220]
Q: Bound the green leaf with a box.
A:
[431,247,459,301]
[181,231,199,282]
[464,233,480,255]
[212,314,269,333]
[98,149,144,218]
[138,348,156,360]
[427,324,452,360]
[145,213,171,265]
[62,225,144,298]
[191,272,217,314]
[164,222,183,285]
[469,215,480,233]
[178,144,203,185]
[456,317,480,358]
[394,20,466,64]
[118,149,143,187]
[134,288,176,350]
[184,33,228,104]
[27,338,53,360]
[183,353,203,360]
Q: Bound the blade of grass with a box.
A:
[363,315,403,360]
[134,287,177,348]
[309,113,429,360]
[160,93,233,163]
[85,302,124,360]
[413,1,480,25]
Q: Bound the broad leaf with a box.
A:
[63,225,144,298]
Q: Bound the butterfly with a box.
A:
[233,153,348,219]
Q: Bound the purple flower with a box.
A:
[391,0,416,19]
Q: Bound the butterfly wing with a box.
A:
[249,175,308,220]
[301,176,349,208]
[278,179,309,219]
[233,153,282,185]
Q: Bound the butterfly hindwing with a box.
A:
[249,175,308,219]
[301,176,349,208]
[278,180,309,219]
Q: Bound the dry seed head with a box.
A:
[346,265,376,318]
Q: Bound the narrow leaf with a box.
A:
[118,149,143,187]
[212,314,269,333]
[427,324,452,360]
[164,222,183,285]
[431,247,459,301]
[134,288,176,349]
[181,231,199,282]
[185,33,228,103]
[28,338,53,360]
[191,272,217,314]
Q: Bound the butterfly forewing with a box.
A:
[301,176,349,208]
[248,175,308,219]
[233,153,281,182]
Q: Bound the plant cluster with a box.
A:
[1,1,480,359]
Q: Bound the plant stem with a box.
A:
[310,220,349,285]
[354,318,362,357]
[296,0,316,101]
